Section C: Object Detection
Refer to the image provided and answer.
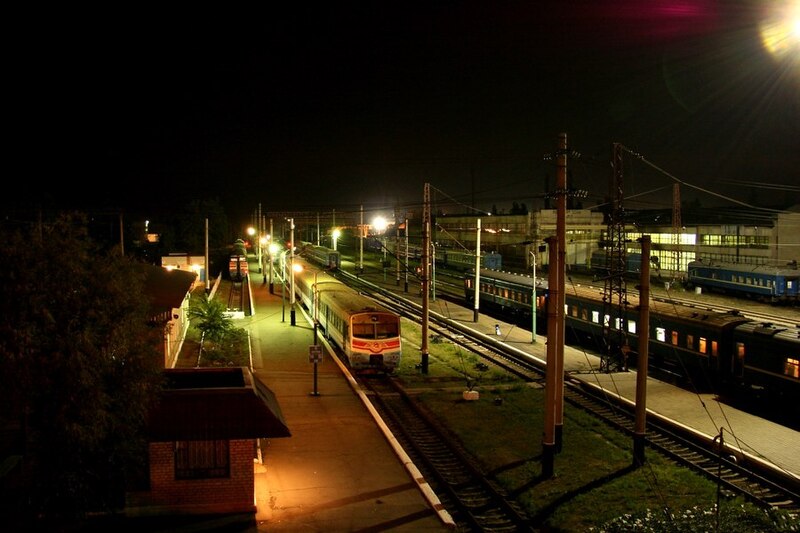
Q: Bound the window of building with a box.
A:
[175,440,230,480]
[784,358,799,379]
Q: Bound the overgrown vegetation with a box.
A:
[396,319,799,532]
[185,292,250,367]
[0,213,165,529]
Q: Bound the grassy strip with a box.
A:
[395,319,797,531]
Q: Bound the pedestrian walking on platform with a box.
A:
[495,324,501,336]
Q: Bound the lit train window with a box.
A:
[656,327,666,342]
[603,314,610,327]
[627,320,636,334]
[785,358,799,379]
[581,309,588,321]
[353,323,375,339]
[686,334,694,350]
[698,337,707,354]
[592,310,600,324]
[711,340,718,357]
[671,331,679,346]
[571,306,578,318]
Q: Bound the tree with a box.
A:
[186,294,249,366]
[187,293,236,343]
[0,212,165,528]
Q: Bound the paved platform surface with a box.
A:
[244,273,454,531]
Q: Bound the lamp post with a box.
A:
[293,263,324,344]
[530,251,537,343]
[290,217,296,326]
[332,228,341,251]
[431,242,436,301]
[279,249,290,322]
[259,235,268,281]
[268,242,279,294]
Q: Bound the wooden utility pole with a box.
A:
[542,235,559,478]
[420,183,431,373]
[554,132,567,452]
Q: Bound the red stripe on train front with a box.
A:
[351,339,401,353]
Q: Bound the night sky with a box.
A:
[18,2,800,220]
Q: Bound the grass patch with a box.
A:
[391,319,799,531]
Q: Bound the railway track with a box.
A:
[364,376,534,532]
[335,268,800,519]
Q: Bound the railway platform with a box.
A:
[236,271,453,531]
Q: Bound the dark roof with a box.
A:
[146,367,291,441]
[137,264,197,314]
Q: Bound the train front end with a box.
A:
[348,311,402,373]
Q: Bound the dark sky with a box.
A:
[19,1,800,221]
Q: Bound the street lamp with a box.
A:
[292,263,328,345]
[268,242,279,294]
[372,215,388,260]
[530,251,537,343]
[332,228,341,251]
[259,235,269,277]
[279,249,291,322]
[247,226,262,273]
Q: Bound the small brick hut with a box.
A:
[127,366,290,516]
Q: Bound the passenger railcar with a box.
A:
[465,268,800,406]
[291,258,402,373]
[439,249,502,271]
[687,260,799,304]
[303,244,341,270]
[229,239,249,282]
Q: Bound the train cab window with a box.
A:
[671,331,679,346]
[376,323,398,338]
[353,323,375,339]
[592,310,600,324]
[655,327,666,342]
[698,337,707,354]
[686,334,694,350]
[785,358,799,379]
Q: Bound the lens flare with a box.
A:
[759,0,800,61]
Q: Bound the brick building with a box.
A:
[127,367,290,516]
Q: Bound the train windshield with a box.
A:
[352,317,399,339]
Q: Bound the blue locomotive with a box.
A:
[687,260,799,304]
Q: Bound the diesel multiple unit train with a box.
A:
[465,267,800,408]
[290,257,402,374]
